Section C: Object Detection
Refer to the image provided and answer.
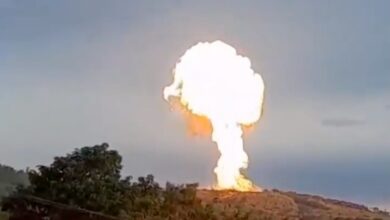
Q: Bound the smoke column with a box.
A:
[164,41,265,191]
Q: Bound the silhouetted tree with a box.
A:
[2,143,216,219]
[15,143,131,215]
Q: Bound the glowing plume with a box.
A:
[164,40,265,191]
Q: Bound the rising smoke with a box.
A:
[164,41,265,191]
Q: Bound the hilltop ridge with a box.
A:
[197,189,390,220]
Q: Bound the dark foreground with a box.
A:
[2,189,389,220]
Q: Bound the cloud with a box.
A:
[385,105,390,110]
[321,118,365,127]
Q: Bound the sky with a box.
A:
[1,0,389,209]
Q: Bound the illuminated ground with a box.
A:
[197,189,390,220]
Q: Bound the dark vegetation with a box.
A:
[0,164,28,199]
[0,164,28,220]
[1,143,217,220]
[1,143,389,220]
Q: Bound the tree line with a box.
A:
[1,143,217,220]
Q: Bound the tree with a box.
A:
[16,143,130,216]
[123,175,163,218]
[3,143,214,219]
[0,164,28,199]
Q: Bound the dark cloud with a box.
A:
[321,118,365,127]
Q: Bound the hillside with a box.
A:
[197,189,390,220]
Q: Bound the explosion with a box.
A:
[164,41,265,191]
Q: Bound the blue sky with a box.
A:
[1,0,389,209]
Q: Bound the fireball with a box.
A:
[164,41,265,191]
